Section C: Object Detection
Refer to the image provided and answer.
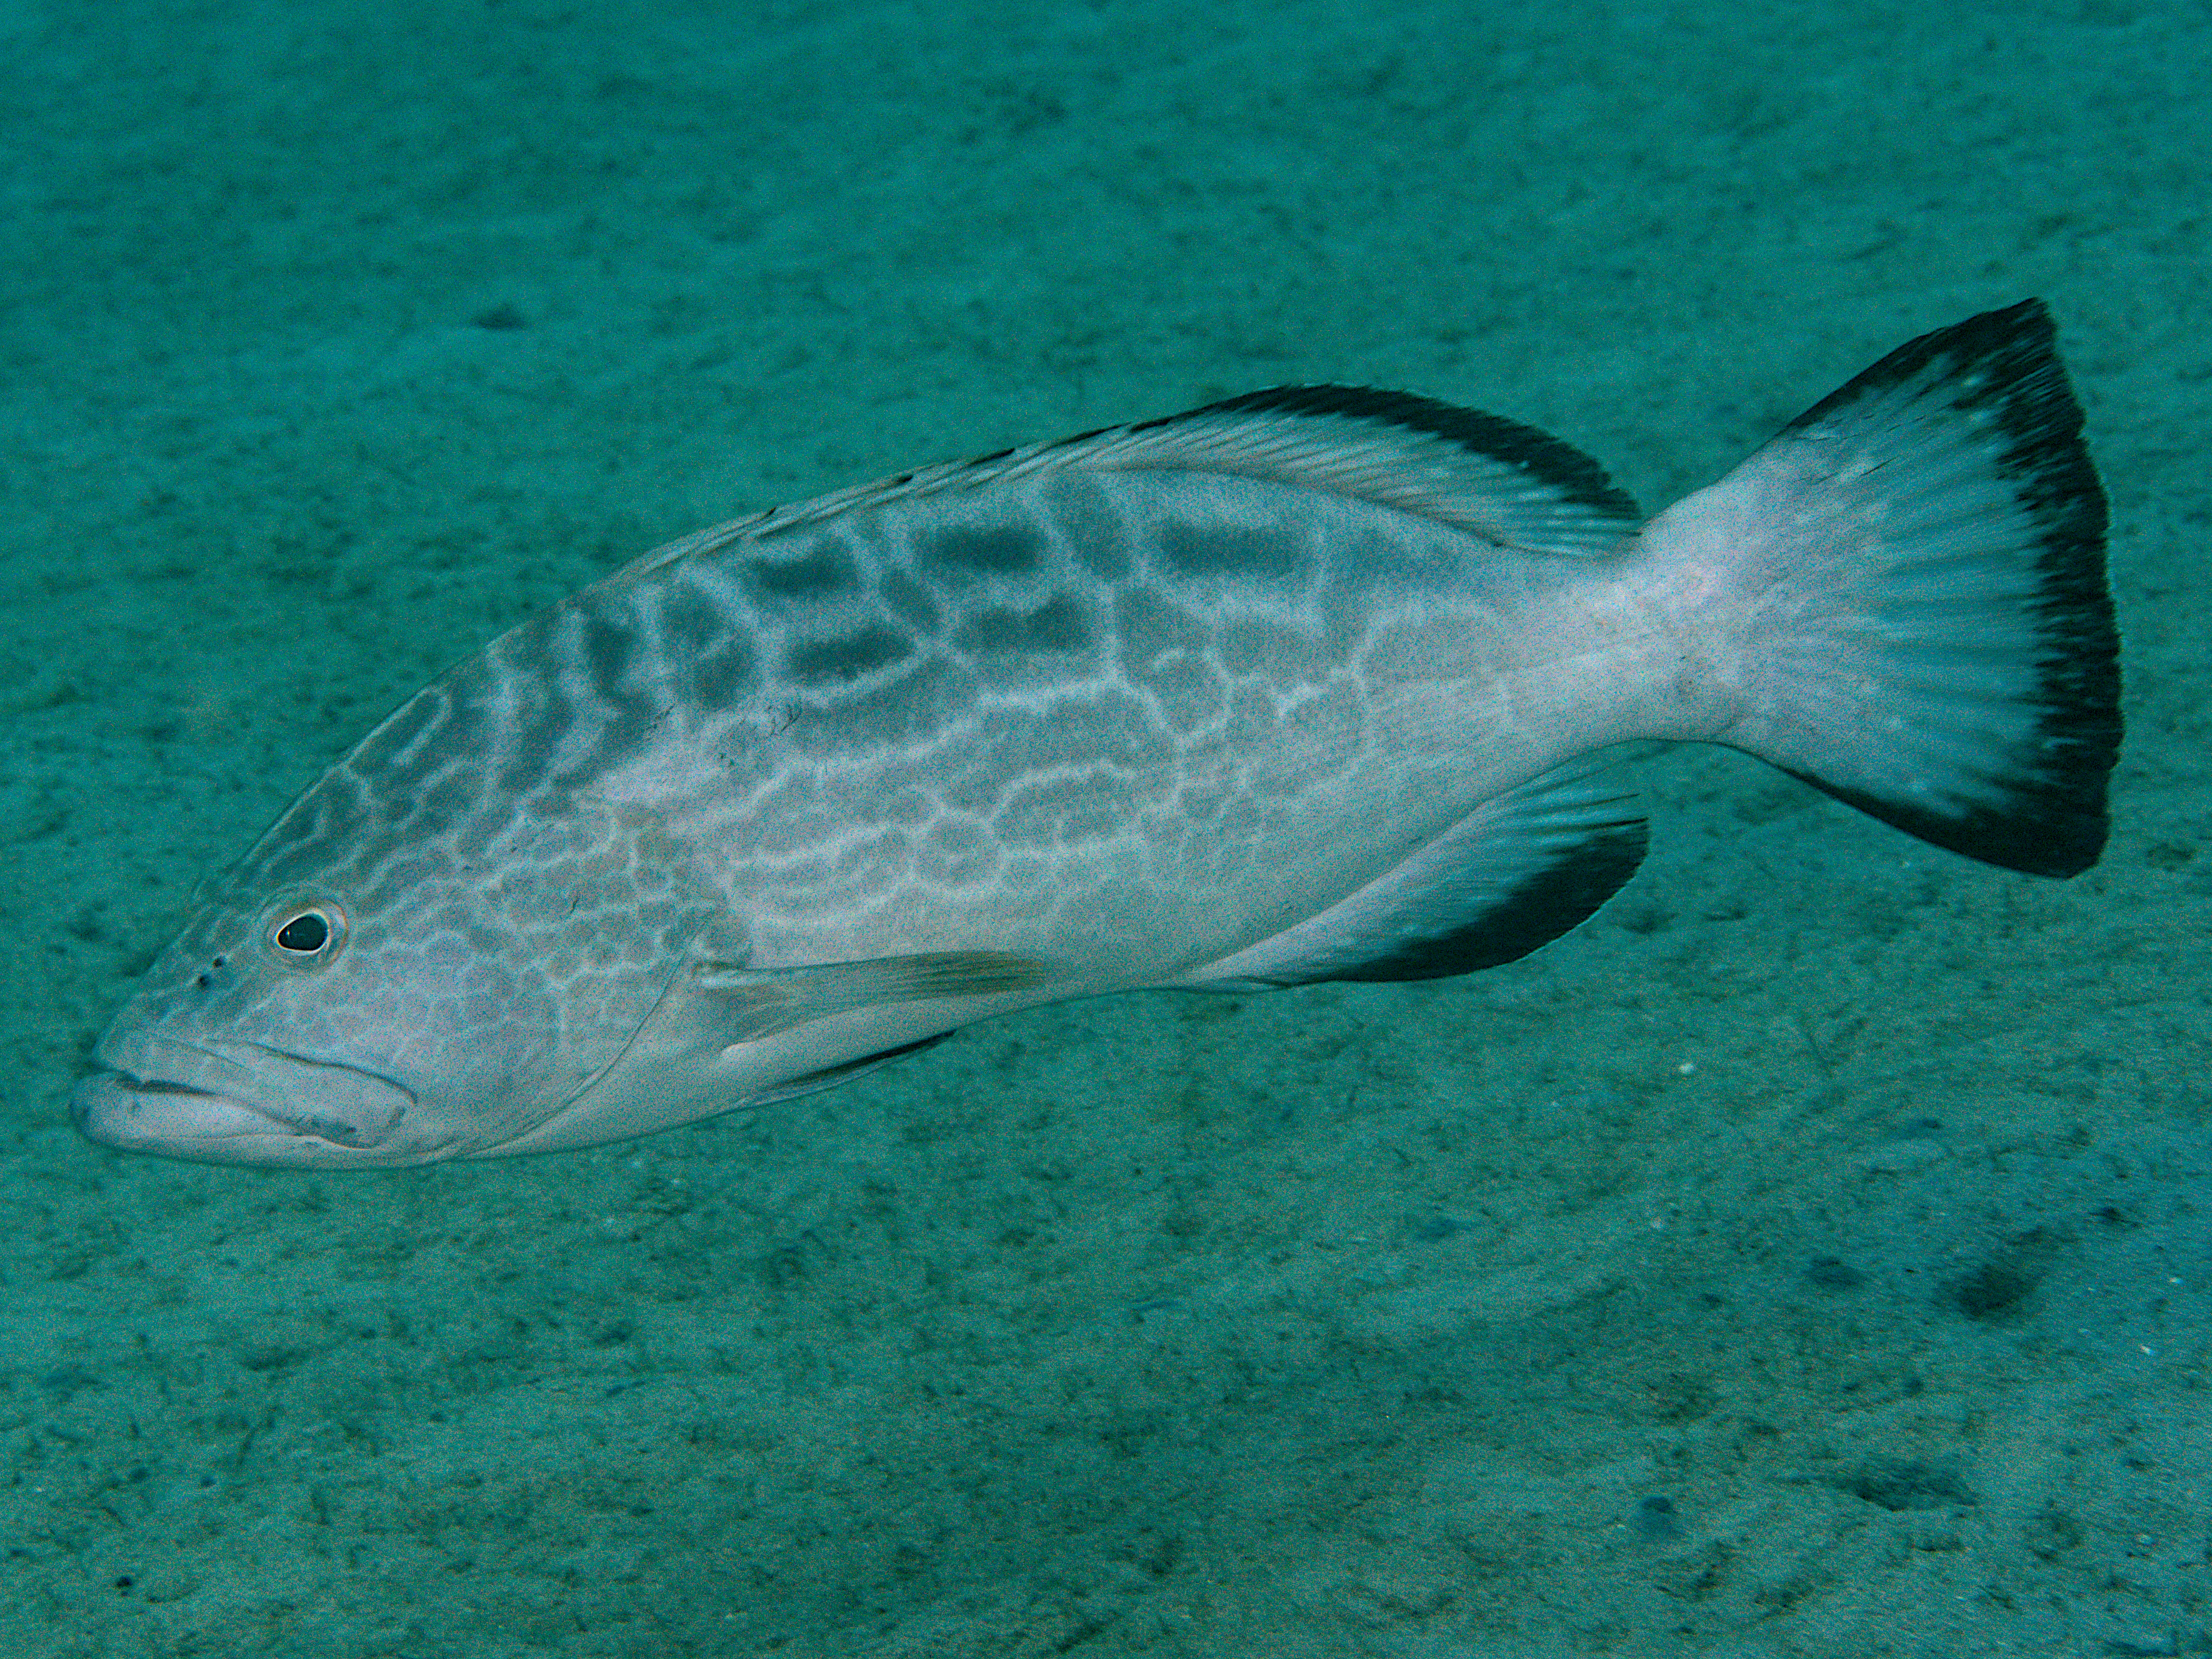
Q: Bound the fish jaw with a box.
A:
[72,1031,425,1169]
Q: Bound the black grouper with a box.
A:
[75,301,2119,1167]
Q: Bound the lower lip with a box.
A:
[71,1074,292,1150]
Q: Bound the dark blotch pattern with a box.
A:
[787,626,916,685]
[692,637,759,711]
[351,683,489,799]
[955,594,1094,656]
[658,575,728,656]
[660,573,760,710]
[501,669,576,799]
[564,603,661,784]
[879,571,944,635]
[1158,519,1306,580]
[1039,473,1132,582]
[743,540,862,601]
[580,609,638,703]
[918,523,1046,575]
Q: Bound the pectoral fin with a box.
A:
[689,950,1055,1042]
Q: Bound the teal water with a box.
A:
[3,1,2204,1654]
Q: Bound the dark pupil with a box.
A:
[276,913,329,953]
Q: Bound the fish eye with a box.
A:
[276,913,328,953]
[265,902,348,968]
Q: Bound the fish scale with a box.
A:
[75,301,2118,1166]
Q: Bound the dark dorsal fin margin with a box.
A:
[1132,384,1642,524]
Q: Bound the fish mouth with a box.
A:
[71,1039,418,1167]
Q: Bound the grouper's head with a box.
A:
[72,747,726,1169]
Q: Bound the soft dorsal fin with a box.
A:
[1132,385,1643,555]
[1179,758,1650,989]
[622,384,1644,582]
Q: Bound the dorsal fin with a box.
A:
[620,384,1643,582]
[1156,385,1642,552]
[1178,757,1650,989]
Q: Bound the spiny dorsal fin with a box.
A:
[622,384,1643,582]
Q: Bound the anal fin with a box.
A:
[747,1031,957,1104]
[1183,759,1649,988]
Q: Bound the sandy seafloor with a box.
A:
[2,0,2208,1654]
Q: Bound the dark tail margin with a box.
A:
[1652,298,2120,878]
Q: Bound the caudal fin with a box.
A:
[1647,300,2119,877]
